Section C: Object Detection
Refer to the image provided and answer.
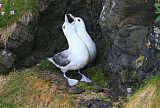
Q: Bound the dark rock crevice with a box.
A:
[21,0,104,67]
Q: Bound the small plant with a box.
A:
[135,55,144,68]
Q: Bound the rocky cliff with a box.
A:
[0,0,159,103]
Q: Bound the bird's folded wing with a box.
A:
[52,51,71,67]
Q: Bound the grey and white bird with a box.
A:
[47,14,91,86]
[69,14,97,64]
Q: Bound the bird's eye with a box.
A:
[78,19,81,22]
[63,25,65,29]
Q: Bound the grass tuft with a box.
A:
[0,0,37,28]
[124,74,160,108]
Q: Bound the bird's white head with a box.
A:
[69,14,85,29]
[62,14,76,37]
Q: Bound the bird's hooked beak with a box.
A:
[68,14,75,20]
[68,14,75,26]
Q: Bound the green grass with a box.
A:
[0,60,109,107]
[144,74,160,86]
[124,74,160,108]
[0,0,37,28]
[0,65,77,107]
[0,68,40,107]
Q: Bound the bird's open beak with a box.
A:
[65,14,68,22]
[68,14,75,20]
[70,20,75,26]
[64,14,69,25]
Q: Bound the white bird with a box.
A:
[48,14,91,86]
[69,14,97,64]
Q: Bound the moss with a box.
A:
[77,82,97,91]
[86,65,107,86]
[76,65,107,91]
[35,60,57,71]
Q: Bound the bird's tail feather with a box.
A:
[47,57,53,62]
[47,57,61,68]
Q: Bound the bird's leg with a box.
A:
[78,70,91,83]
[87,64,92,69]
[63,72,78,86]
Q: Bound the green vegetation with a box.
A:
[0,69,40,107]
[0,63,75,107]
[0,60,108,107]
[124,74,160,108]
[37,60,107,92]
[155,1,160,21]
[85,66,107,86]
[36,60,56,71]
[77,66,107,91]
[0,0,37,28]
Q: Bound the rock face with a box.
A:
[78,99,112,108]
[99,0,156,100]
[141,21,160,77]
[6,12,35,58]
[0,50,16,74]
[0,12,36,74]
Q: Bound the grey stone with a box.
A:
[78,99,112,108]
[6,12,35,58]
[0,50,16,74]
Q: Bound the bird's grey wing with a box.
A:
[52,51,71,67]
